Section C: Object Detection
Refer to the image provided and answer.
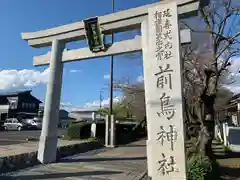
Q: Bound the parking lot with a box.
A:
[0,129,67,146]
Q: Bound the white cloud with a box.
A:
[69,69,81,73]
[103,74,110,80]
[84,96,122,108]
[137,75,144,83]
[0,68,49,90]
[60,102,72,107]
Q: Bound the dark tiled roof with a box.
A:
[0,90,42,103]
[231,93,240,100]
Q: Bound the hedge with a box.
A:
[66,122,91,139]
[65,121,146,143]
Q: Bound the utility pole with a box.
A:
[100,90,103,110]
[109,0,115,115]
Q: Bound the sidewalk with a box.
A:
[218,157,240,180]
[0,139,86,157]
[213,140,240,180]
[1,139,147,180]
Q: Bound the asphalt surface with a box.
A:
[0,129,67,146]
[0,146,110,179]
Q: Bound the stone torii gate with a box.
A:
[21,0,209,179]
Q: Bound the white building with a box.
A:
[69,108,101,121]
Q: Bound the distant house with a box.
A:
[217,93,240,126]
[0,90,42,121]
[69,108,101,121]
[38,105,75,128]
[38,105,70,119]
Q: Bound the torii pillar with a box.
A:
[37,40,65,163]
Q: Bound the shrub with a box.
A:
[66,122,106,140]
[187,154,212,180]
[66,122,91,139]
[87,137,99,142]
[224,145,231,152]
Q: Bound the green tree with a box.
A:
[98,102,131,120]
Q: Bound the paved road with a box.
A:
[1,139,147,180]
[0,129,66,146]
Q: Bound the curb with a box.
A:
[135,170,148,180]
[0,141,103,174]
[136,170,153,180]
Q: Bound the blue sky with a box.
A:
[1,0,239,111]
[0,0,159,110]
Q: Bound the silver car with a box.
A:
[32,119,42,130]
[24,118,42,130]
[3,118,30,131]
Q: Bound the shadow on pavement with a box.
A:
[218,165,240,180]
[118,144,146,147]
[61,156,147,163]
[1,170,122,180]
[214,153,240,179]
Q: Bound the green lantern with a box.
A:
[84,17,105,52]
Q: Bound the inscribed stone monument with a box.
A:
[144,2,187,179]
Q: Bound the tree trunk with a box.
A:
[198,71,217,159]
[198,114,215,159]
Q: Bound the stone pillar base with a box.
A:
[37,135,58,164]
[146,140,152,178]
[110,115,116,148]
[105,115,110,147]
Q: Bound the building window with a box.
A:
[21,103,36,109]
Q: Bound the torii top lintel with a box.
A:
[21,0,209,48]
